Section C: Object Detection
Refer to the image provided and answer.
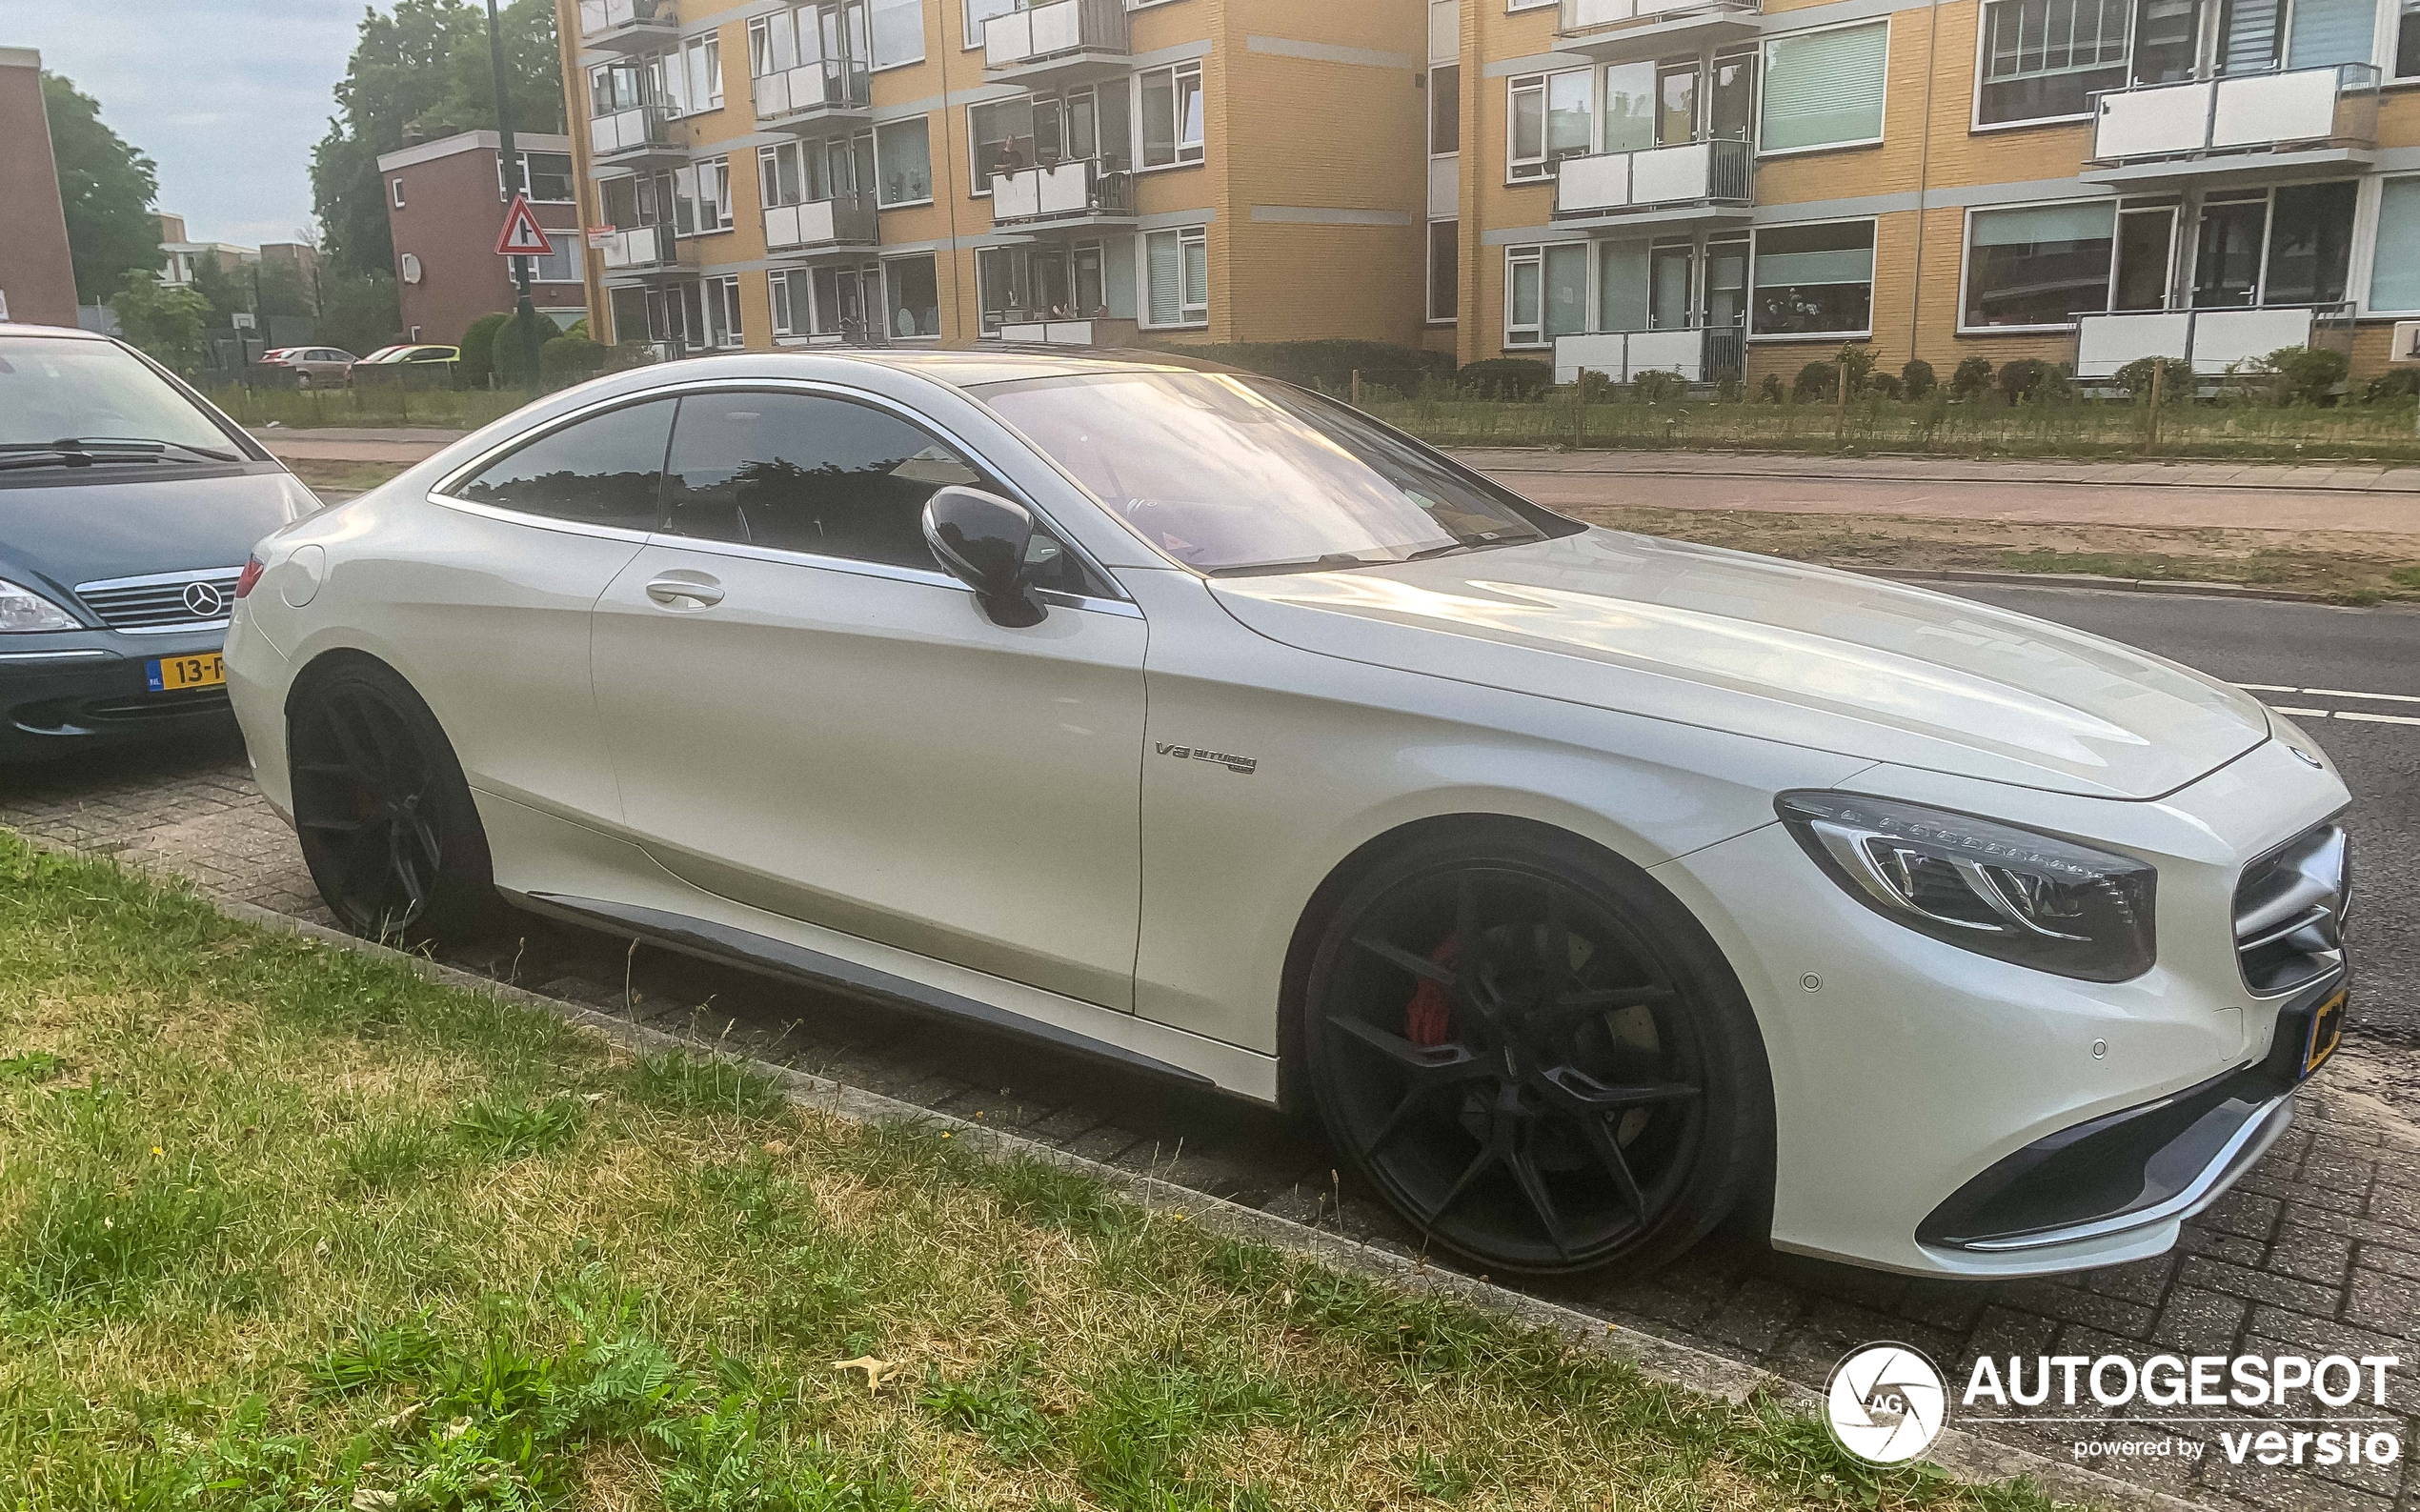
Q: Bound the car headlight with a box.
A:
[1776,791,2156,982]
[0,576,80,634]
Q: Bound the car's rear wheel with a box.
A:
[289,660,499,944]
[1301,828,1769,1277]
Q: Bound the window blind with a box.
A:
[1762,22,1888,151]
[2370,177,2420,312]
[2287,0,2375,68]
[1149,232,1183,324]
[1969,201,2115,247]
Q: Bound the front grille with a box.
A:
[2234,821,2349,996]
[74,568,245,632]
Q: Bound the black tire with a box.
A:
[288,658,501,944]
[1300,824,1771,1277]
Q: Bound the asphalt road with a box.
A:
[1951,584,2420,1050]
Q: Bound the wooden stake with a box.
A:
[2147,358,2164,452]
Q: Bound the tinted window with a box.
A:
[453,398,674,530]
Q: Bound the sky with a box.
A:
[3,0,365,249]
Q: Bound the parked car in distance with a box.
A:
[0,323,320,761]
[259,347,357,389]
[355,344,459,368]
[351,344,460,392]
[226,351,2352,1285]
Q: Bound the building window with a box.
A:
[978,244,1098,332]
[883,254,941,337]
[682,32,723,113]
[392,178,406,209]
[1502,243,1585,346]
[875,116,933,206]
[1139,62,1205,169]
[695,274,743,347]
[1963,201,2117,329]
[965,0,1018,43]
[1142,227,1208,327]
[2190,181,2357,309]
[2400,0,2419,76]
[675,158,736,234]
[1750,219,1876,336]
[1430,64,1460,155]
[2371,177,2420,312]
[498,151,576,203]
[530,239,583,284]
[869,0,923,67]
[970,96,1034,189]
[1761,21,1888,154]
[1507,68,1590,180]
[1975,0,2128,126]
[1429,220,1459,323]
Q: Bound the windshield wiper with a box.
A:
[1207,552,1391,578]
[1402,533,1544,563]
[0,436,241,463]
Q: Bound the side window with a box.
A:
[659,391,1101,595]
[450,398,675,531]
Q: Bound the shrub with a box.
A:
[1864,372,1902,400]
[1757,373,1785,404]
[2111,355,2195,400]
[561,316,592,342]
[1455,356,1555,399]
[1631,368,1688,404]
[488,312,563,389]
[1161,339,1455,394]
[2257,345,2351,407]
[455,312,512,390]
[1570,367,1616,402]
[1835,344,1877,393]
[1997,356,2055,403]
[2364,368,2420,403]
[1900,358,1937,398]
[1949,355,1995,400]
[539,334,611,387]
[1714,370,1744,403]
[1792,361,1837,402]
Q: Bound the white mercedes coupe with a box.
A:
[225,351,2352,1280]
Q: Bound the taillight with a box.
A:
[234,555,266,599]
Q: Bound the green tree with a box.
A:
[316,270,402,356]
[312,0,564,277]
[112,276,210,373]
[42,74,161,305]
[188,251,253,331]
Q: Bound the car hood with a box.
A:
[0,466,312,600]
[1208,528,2270,800]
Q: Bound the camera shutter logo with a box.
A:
[1825,1343,1949,1465]
[183,581,228,619]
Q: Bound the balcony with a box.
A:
[754,59,871,131]
[989,160,1136,229]
[1554,326,1745,386]
[590,105,683,166]
[595,225,688,280]
[764,194,880,254]
[1557,0,1759,58]
[2084,64,2379,186]
[996,317,1142,347]
[2072,303,2354,380]
[1554,139,1752,226]
[577,0,677,51]
[983,0,1130,87]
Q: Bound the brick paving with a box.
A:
[7,734,2417,1512]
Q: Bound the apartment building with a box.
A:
[0,46,78,327]
[379,131,587,344]
[555,0,1441,355]
[1427,0,2420,388]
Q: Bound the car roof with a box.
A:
[813,346,1232,390]
[0,322,113,343]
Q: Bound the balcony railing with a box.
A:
[754,59,871,126]
[763,193,880,252]
[596,225,683,274]
[2072,302,2354,379]
[996,317,1142,346]
[1560,0,1760,37]
[989,159,1135,226]
[985,0,1129,71]
[1554,325,1745,385]
[1555,138,1752,217]
[578,0,676,45]
[2088,63,2379,165]
[591,104,677,159]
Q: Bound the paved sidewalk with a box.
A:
[7,736,2416,1512]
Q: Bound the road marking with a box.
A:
[2273,706,2336,718]
[2244,684,2420,732]
[2237,684,2301,693]
[2302,688,2420,705]
[2336,710,2420,727]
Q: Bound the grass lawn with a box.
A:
[0,837,2059,1511]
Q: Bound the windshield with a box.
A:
[978,371,1563,575]
[0,337,237,453]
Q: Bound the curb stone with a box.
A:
[141,877,2215,1512]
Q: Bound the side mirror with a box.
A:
[922,486,1046,628]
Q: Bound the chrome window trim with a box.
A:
[426,375,1138,611]
[119,620,232,635]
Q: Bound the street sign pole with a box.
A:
[489,0,543,388]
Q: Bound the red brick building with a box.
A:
[378,130,589,347]
[0,46,80,328]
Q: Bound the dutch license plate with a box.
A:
[2301,987,2348,1079]
[147,654,226,693]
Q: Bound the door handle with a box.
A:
[645,575,724,609]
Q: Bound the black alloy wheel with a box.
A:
[289,661,498,943]
[1303,831,1767,1276]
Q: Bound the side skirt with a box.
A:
[521,892,1217,1090]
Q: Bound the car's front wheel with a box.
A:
[289,659,500,944]
[1301,826,1771,1277]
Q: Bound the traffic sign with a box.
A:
[496,193,555,258]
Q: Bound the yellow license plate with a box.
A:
[147,654,225,693]
[2301,987,2348,1079]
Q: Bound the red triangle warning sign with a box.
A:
[496,192,555,257]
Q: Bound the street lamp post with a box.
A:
[489,0,545,389]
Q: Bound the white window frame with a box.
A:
[1139,225,1209,329]
[1428,219,1459,325]
[1504,67,1590,183]
[1136,61,1206,171]
[880,252,943,340]
[678,31,723,116]
[1968,0,2129,132]
[391,178,406,209]
[1953,197,2127,335]
[868,0,925,70]
[530,239,584,284]
[874,115,936,207]
[702,273,743,347]
[676,156,737,236]
[1745,215,1878,340]
[1757,17,1890,160]
[1505,244,1545,348]
[498,151,578,203]
[1508,0,1556,10]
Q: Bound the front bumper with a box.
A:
[0,633,235,760]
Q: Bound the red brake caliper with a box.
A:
[1403,935,1461,1047]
